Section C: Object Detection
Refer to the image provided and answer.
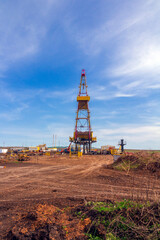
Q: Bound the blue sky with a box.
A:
[0,0,160,149]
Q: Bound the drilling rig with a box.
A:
[69,69,97,154]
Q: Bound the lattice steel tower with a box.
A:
[69,69,97,153]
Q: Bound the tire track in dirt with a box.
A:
[0,155,160,203]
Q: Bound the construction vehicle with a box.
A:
[17,153,29,161]
[101,145,115,155]
[61,143,72,154]
[100,144,124,156]
[61,143,80,155]
[9,152,30,161]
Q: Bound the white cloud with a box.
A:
[110,39,160,78]
[89,85,136,100]
[114,93,135,98]
[62,0,160,97]
[95,124,160,149]
[98,125,160,136]
[104,1,160,95]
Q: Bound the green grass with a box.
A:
[91,199,144,213]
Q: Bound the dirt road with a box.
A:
[1,155,160,202]
[0,155,160,237]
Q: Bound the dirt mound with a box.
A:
[116,154,139,164]
[5,204,89,240]
[106,154,143,171]
[107,151,160,176]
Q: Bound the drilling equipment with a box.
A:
[69,69,97,154]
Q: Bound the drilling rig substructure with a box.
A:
[69,69,97,153]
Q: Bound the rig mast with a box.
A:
[69,69,97,153]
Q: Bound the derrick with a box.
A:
[69,69,97,153]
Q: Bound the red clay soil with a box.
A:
[0,155,160,239]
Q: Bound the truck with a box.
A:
[101,145,115,155]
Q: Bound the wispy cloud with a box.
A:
[65,1,149,56]
[104,1,160,94]
[63,0,160,97]
[42,88,76,103]
[0,0,64,71]
[0,103,28,121]
[89,85,135,100]
[0,121,73,146]
[0,83,76,105]
[110,38,160,78]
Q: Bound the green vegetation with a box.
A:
[73,199,160,240]
[90,199,144,212]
